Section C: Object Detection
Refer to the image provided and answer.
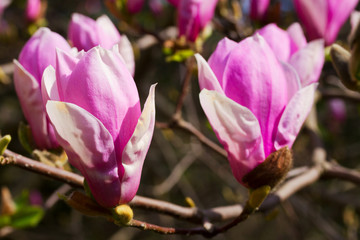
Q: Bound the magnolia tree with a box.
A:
[0,0,360,239]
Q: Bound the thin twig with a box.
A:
[176,119,227,157]
[1,149,83,188]
[174,57,195,119]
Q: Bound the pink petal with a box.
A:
[195,53,224,94]
[19,27,71,84]
[250,0,270,20]
[13,60,54,149]
[46,101,120,207]
[55,48,80,100]
[199,89,265,184]
[287,22,307,54]
[68,13,99,51]
[256,23,292,61]
[222,34,289,156]
[280,61,301,101]
[120,84,156,203]
[275,83,318,150]
[96,15,122,49]
[207,37,237,86]
[58,47,141,163]
[294,0,327,41]
[326,0,358,45]
[289,39,325,86]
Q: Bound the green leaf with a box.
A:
[166,49,194,62]
[0,135,11,155]
[10,206,44,228]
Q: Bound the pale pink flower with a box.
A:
[13,28,72,149]
[196,35,317,184]
[42,46,156,207]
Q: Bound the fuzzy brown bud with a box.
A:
[242,147,293,189]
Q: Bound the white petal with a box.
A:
[289,39,325,87]
[120,84,156,203]
[280,61,301,101]
[13,60,50,148]
[41,66,60,104]
[195,53,224,94]
[46,101,120,207]
[199,89,265,182]
[275,83,318,150]
[117,35,135,76]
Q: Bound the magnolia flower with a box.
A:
[42,46,156,208]
[196,35,317,185]
[68,13,135,76]
[250,0,269,21]
[26,0,41,22]
[13,27,72,149]
[127,0,145,13]
[293,0,358,45]
[257,23,324,86]
[176,0,218,42]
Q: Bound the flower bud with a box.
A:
[293,0,358,45]
[25,0,42,22]
[68,13,135,76]
[177,0,218,42]
[113,204,133,225]
[330,44,359,91]
[44,46,156,207]
[197,35,316,188]
[13,27,71,149]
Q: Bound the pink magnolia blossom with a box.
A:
[257,23,324,86]
[196,35,317,184]
[250,0,269,21]
[13,27,72,149]
[42,46,156,208]
[25,0,41,22]
[127,0,145,13]
[177,0,218,42]
[68,13,135,76]
[294,0,358,45]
